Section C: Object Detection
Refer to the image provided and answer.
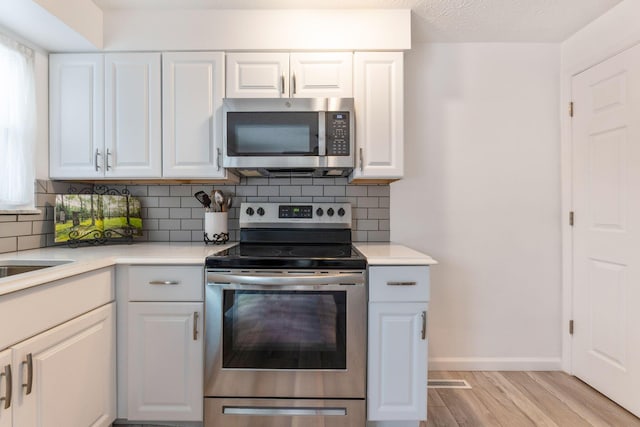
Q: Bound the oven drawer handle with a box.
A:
[148,280,180,285]
[223,406,347,416]
[207,272,364,286]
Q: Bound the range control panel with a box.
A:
[240,203,352,228]
[325,112,350,156]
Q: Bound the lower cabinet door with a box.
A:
[0,349,12,427]
[127,302,203,421]
[368,302,428,421]
[11,303,116,427]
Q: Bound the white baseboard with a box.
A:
[428,357,563,371]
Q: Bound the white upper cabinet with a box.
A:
[226,52,289,98]
[50,53,162,179]
[50,54,104,179]
[351,52,404,181]
[105,53,162,178]
[162,52,227,178]
[226,52,353,98]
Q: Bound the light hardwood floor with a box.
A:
[426,371,640,427]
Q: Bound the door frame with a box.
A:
[561,22,640,373]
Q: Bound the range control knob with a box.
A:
[327,208,335,217]
[246,207,254,216]
[338,208,346,217]
[257,207,265,216]
[316,208,324,216]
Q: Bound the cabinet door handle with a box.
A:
[148,280,180,285]
[421,311,427,340]
[387,281,417,286]
[22,353,33,395]
[193,311,199,341]
[216,148,221,171]
[106,148,112,171]
[281,74,285,95]
[292,73,297,95]
[95,149,101,172]
[359,147,364,171]
[0,364,11,409]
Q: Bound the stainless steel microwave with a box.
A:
[222,98,354,177]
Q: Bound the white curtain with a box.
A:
[0,33,36,210]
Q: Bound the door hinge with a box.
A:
[569,320,574,335]
[569,211,574,226]
[569,102,574,117]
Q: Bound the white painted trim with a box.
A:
[428,357,562,371]
[560,0,640,376]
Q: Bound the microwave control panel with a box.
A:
[326,112,350,156]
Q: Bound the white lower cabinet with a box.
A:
[118,265,204,423]
[0,349,12,427]
[368,266,430,426]
[127,302,203,421]
[8,303,115,427]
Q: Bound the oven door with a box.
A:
[204,270,366,399]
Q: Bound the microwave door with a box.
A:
[226,112,320,157]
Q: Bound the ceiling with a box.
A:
[92,0,623,42]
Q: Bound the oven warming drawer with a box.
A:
[205,397,365,427]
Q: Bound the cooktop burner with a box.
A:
[206,243,366,269]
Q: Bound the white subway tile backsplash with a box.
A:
[1,178,391,254]
[169,185,192,197]
[0,236,17,253]
[148,186,170,196]
[280,186,302,196]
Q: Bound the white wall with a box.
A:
[103,9,409,51]
[392,43,562,370]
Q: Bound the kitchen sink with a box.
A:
[0,260,73,278]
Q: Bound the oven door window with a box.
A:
[226,112,319,156]
[222,290,346,369]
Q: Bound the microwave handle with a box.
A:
[318,112,326,156]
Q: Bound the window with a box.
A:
[0,33,36,211]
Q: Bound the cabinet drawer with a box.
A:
[128,265,203,301]
[368,266,429,302]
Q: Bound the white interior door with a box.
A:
[572,42,640,417]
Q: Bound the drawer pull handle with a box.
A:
[22,353,33,395]
[0,364,11,409]
[149,280,180,285]
[387,281,417,286]
[421,311,427,340]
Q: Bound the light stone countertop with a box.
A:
[0,241,435,296]
[354,243,437,266]
[0,242,236,296]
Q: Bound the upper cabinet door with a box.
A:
[162,52,226,178]
[226,52,289,98]
[105,53,162,178]
[49,54,104,179]
[226,52,353,98]
[290,52,353,98]
[351,52,404,181]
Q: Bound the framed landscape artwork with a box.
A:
[54,194,142,244]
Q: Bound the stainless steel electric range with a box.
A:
[204,202,367,427]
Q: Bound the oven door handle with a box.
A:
[207,272,364,286]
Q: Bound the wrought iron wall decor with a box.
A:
[54,185,143,248]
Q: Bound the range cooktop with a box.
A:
[206,202,366,270]
[206,243,366,269]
